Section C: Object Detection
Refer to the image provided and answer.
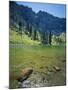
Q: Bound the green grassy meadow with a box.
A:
[9,30,66,88]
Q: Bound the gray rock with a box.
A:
[53,66,61,71]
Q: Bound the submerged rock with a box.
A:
[17,68,33,82]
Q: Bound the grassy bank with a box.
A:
[9,44,66,88]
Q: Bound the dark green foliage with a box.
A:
[24,23,29,35]
[49,31,52,45]
[33,29,37,40]
[18,21,23,39]
[41,31,48,44]
[25,23,32,37]
[28,24,32,37]
[55,37,62,45]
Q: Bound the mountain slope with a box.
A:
[9,1,66,35]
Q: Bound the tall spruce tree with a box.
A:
[33,29,37,40]
[49,31,52,45]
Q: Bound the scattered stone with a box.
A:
[53,66,61,71]
[35,84,40,87]
[21,80,31,88]
[17,70,50,88]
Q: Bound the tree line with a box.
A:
[17,21,65,45]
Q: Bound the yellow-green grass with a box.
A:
[9,44,66,88]
[9,30,40,45]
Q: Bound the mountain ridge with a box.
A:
[9,1,66,35]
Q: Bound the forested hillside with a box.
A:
[9,1,66,45]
